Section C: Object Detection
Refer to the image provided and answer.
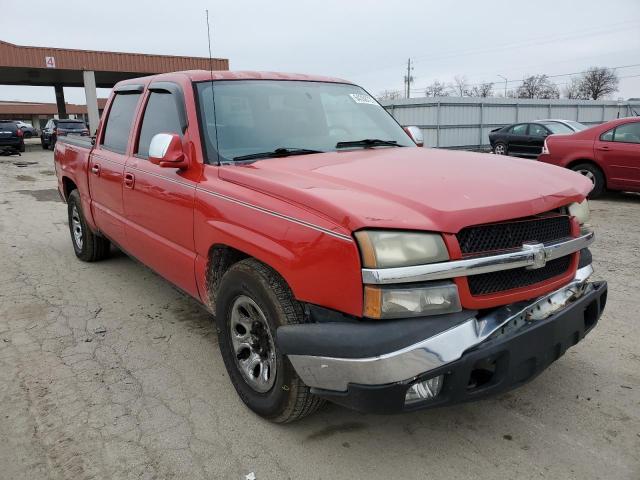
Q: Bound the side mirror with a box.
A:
[404,126,424,147]
[148,133,188,169]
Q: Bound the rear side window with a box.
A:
[136,92,183,158]
[101,93,141,154]
[600,128,614,142]
[529,124,548,137]
[612,122,640,144]
[509,124,528,135]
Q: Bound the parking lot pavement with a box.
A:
[0,149,638,480]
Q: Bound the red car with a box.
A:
[538,117,640,198]
[53,71,606,422]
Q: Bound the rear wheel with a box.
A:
[67,190,110,261]
[571,163,605,198]
[493,142,507,155]
[41,140,48,149]
[215,258,324,423]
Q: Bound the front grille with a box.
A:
[457,215,571,255]
[457,214,574,297]
[468,256,572,296]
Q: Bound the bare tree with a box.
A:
[376,89,403,102]
[468,82,495,98]
[452,75,470,96]
[563,77,589,99]
[424,80,450,97]
[579,67,619,100]
[516,75,560,99]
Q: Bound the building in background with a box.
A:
[0,99,108,131]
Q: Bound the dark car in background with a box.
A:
[41,118,89,150]
[489,121,573,158]
[0,120,25,153]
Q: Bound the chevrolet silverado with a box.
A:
[54,71,607,422]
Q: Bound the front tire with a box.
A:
[215,258,323,423]
[493,142,507,155]
[571,163,605,198]
[67,190,110,261]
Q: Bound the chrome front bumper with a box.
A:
[288,264,595,392]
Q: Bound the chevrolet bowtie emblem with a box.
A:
[523,242,547,270]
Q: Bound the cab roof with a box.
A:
[115,70,353,88]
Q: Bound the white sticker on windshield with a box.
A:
[349,93,377,105]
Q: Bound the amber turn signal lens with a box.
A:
[363,285,382,319]
[354,231,377,268]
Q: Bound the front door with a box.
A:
[88,91,142,247]
[123,86,199,297]
[595,121,640,190]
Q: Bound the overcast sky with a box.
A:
[1,0,639,104]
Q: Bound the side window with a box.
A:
[612,122,640,144]
[101,93,141,154]
[529,124,548,137]
[600,128,614,142]
[509,124,527,135]
[136,91,183,158]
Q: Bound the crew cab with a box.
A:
[539,117,640,198]
[54,71,607,422]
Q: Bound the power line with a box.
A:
[347,20,640,78]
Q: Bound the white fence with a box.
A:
[381,97,640,149]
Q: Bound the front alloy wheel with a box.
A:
[230,295,277,393]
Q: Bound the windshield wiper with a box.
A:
[233,148,323,161]
[335,139,399,149]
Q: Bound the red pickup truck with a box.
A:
[54,70,607,422]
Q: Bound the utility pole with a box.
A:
[404,58,414,98]
[498,75,508,97]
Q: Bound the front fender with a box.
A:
[193,188,363,317]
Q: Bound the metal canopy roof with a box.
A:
[0,40,229,87]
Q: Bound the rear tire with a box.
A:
[493,142,507,155]
[41,141,48,150]
[67,190,110,261]
[571,163,605,198]
[215,258,324,423]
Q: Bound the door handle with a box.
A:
[124,172,135,189]
[91,164,100,175]
[596,146,610,151]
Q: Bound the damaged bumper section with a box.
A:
[277,265,607,414]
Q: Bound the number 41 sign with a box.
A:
[45,56,56,68]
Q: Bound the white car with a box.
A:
[535,119,588,134]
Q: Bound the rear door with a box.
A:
[122,82,199,297]
[506,123,529,155]
[528,123,550,156]
[88,87,143,246]
[595,121,640,190]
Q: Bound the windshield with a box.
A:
[196,80,414,163]
[540,122,574,134]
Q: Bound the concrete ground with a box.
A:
[0,149,638,480]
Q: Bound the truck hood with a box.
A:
[219,147,592,234]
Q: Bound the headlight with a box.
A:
[364,282,462,319]
[568,200,590,225]
[354,230,449,268]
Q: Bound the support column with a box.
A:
[54,84,67,119]
[83,70,99,136]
